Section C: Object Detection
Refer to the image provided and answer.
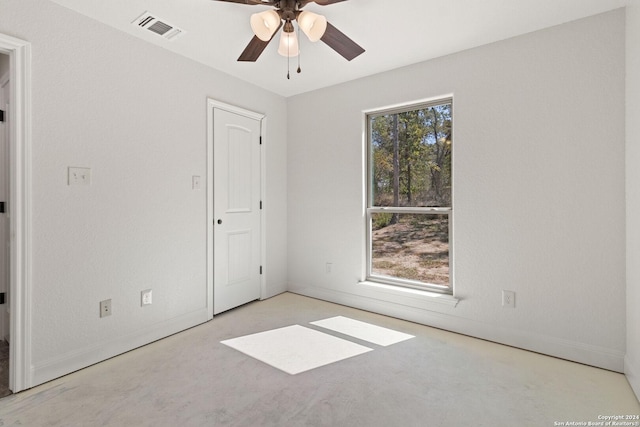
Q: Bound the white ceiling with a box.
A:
[49,0,630,97]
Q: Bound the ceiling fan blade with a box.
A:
[299,0,348,6]
[238,36,270,61]
[212,0,275,5]
[237,21,282,61]
[320,22,365,61]
[313,0,349,4]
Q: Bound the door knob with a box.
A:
[217,219,222,224]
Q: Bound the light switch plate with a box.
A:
[192,175,201,190]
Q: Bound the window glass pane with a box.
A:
[370,104,452,208]
[371,213,449,287]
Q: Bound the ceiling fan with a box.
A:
[213,0,365,64]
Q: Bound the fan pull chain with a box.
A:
[287,33,291,79]
[297,26,302,74]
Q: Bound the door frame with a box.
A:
[1,71,9,343]
[206,98,266,319]
[0,33,33,392]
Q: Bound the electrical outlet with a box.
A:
[502,290,515,308]
[100,299,112,318]
[141,289,152,306]
[68,167,91,186]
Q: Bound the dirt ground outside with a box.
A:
[371,214,449,286]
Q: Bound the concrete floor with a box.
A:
[0,340,8,399]
[0,293,638,426]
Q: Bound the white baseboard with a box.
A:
[290,285,625,373]
[625,354,640,402]
[31,309,209,388]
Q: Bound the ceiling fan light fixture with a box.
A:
[250,10,281,41]
[277,29,300,57]
[297,11,327,42]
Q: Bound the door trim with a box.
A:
[0,72,9,344]
[206,99,266,319]
[0,33,33,392]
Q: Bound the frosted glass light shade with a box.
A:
[297,11,327,42]
[250,10,280,41]
[277,30,299,57]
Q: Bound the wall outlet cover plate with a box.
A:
[141,289,152,306]
[68,167,91,186]
[100,299,112,318]
[502,290,515,308]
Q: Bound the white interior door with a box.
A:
[0,75,9,341]
[213,107,262,315]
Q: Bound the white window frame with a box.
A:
[365,98,453,295]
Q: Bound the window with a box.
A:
[366,98,452,293]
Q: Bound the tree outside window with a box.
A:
[367,99,452,291]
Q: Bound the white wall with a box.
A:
[288,10,626,371]
[0,0,287,389]
[626,2,640,400]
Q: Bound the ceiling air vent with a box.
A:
[132,11,185,41]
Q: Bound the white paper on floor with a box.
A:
[221,325,373,375]
[310,316,415,347]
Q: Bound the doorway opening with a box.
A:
[206,99,267,317]
[0,32,32,395]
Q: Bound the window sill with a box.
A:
[357,280,460,307]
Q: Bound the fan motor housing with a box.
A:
[278,0,298,21]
